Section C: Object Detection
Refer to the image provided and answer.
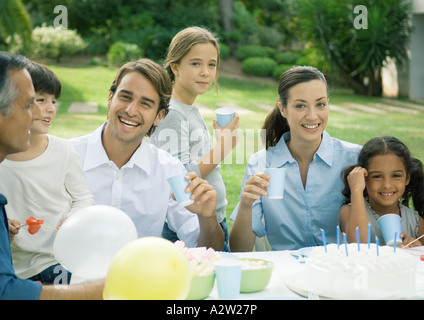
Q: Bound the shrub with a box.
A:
[32,26,86,61]
[296,48,326,71]
[263,47,277,60]
[107,42,143,67]
[220,43,230,60]
[274,51,301,65]
[272,64,293,80]
[235,45,275,61]
[255,27,285,49]
[241,57,277,77]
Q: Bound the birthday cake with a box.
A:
[304,243,417,299]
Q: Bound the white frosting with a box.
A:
[305,243,417,299]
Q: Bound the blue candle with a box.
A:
[356,227,360,251]
[343,232,348,257]
[321,228,327,253]
[376,236,379,256]
[394,232,397,252]
[367,223,371,249]
[336,226,340,249]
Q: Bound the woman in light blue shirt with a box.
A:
[230,66,362,251]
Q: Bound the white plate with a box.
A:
[284,272,331,300]
[285,271,422,300]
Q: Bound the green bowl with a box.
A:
[238,258,274,293]
[186,273,215,300]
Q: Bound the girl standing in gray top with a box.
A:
[150,27,238,251]
[339,136,424,246]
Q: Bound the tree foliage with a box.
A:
[22,0,222,59]
[7,0,413,97]
[0,0,32,52]
[292,0,412,96]
[241,0,295,47]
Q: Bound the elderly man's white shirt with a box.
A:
[70,123,200,247]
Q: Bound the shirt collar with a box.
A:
[83,123,109,171]
[269,130,333,168]
[83,122,151,175]
[269,131,295,168]
[315,131,334,167]
[128,139,151,175]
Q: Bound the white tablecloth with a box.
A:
[207,247,424,300]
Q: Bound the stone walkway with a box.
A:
[63,99,423,117]
[67,102,99,113]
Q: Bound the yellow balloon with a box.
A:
[103,237,190,300]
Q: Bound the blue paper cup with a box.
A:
[265,168,286,199]
[215,107,235,127]
[377,214,402,246]
[167,173,194,207]
[214,259,242,300]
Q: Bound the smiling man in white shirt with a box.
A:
[71,59,224,250]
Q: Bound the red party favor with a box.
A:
[26,216,44,235]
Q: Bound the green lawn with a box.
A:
[47,64,424,230]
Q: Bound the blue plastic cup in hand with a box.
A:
[377,214,402,246]
[214,259,242,299]
[167,173,194,207]
[265,168,286,199]
[215,107,235,127]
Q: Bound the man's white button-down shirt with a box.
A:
[71,123,200,247]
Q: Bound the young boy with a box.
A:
[0,61,94,284]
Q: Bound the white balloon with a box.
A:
[53,205,137,280]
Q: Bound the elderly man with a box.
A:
[0,52,103,299]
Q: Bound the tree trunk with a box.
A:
[336,67,368,95]
[367,70,383,96]
[217,0,235,55]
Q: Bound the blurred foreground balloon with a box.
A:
[103,237,190,300]
[53,205,137,280]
